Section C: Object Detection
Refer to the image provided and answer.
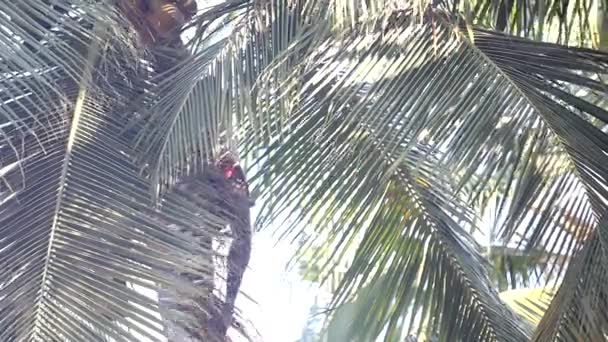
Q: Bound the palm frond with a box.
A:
[0,2,229,340]
[128,0,318,195]
[447,0,606,46]
[499,287,555,325]
[0,1,134,124]
[533,233,608,341]
[128,0,460,196]
[236,7,608,341]
[128,0,515,197]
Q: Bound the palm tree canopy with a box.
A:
[2,0,608,341]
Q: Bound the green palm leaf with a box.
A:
[533,234,608,341]
[449,0,606,45]
[242,6,608,341]
[130,0,314,195]
[0,1,228,340]
[499,287,555,326]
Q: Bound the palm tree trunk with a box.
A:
[158,232,214,342]
[158,286,201,341]
[158,161,252,342]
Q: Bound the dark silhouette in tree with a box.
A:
[172,152,254,341]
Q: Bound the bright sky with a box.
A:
[233,227,322,341]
